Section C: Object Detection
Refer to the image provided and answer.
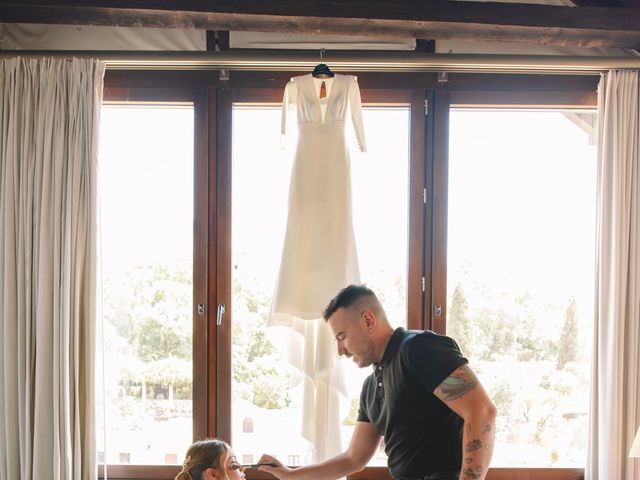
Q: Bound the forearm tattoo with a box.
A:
[461,424,492,480]
[436,366,492,480]
[465,439,482,453]
[437,365,478,401]
[462,466,483,479]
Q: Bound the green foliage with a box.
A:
[104,261,294,410]
[476,308,516,361]
[132,317,190,362]
[247,329,275,362]
[448,283,474,359]
[342,397,359,426]
[489,380,513,430]
[140,358,191,386]
[103,261,192,390]
[556,297,579,369]
[466,289,561,363]
[516,335,558,362]
[447,278,589,463]
[232,281,291,409]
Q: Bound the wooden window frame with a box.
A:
[425,85,596,480]
[427,87,597,334]
[213,86,426,445]
[100,70,597,480]
[98,85,209,480]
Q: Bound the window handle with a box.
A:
[216,303,226,326]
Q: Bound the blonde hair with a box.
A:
[175,438,231,480]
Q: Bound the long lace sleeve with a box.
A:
[281,79,296,147]
[349,76,367,153]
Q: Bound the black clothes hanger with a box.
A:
[312,49,335,78]
[312,63,334,78]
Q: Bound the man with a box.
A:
[258,284,496,480]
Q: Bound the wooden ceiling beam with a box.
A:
[1,1,640,49]
[570,0,630,7]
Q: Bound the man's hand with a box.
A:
[256,454,292,479]
[256,422,380,480]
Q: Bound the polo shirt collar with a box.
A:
[375,327,405,369]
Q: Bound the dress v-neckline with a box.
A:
[310,74,335,124]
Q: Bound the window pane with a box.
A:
[97,105,194,465]
[447,110,596,467]
[231,105,409,465]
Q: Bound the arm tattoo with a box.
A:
[465,438,482,453]
[462,467,482,480]
[437,365,478,401]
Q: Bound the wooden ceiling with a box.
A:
[1,0,639,50]
[572,0,637,6]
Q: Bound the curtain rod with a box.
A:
[2,50,640,75]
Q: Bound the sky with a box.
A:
[448,110,597,310]
[99,105,194,274]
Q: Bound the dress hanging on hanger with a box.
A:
[267,54,367,462]
[272,60,366,325]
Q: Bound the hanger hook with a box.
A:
[320,48,325,62]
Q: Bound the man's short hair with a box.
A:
[323,284,377,321]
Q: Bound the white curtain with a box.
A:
[588,70,640,480]
[0,57,105,479]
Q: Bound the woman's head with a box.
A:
[175,439,245,480]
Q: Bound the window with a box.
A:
[446,109,596,468]
[243,417,254,433]
[230,103,410,466]
[97,103,199,468]
[98,73,597,480]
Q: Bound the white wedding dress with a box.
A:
[268,73,367,462]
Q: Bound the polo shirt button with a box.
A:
[378,382,382,387]
[378,366,383,370]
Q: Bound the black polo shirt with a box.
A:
[357,328,468,479]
